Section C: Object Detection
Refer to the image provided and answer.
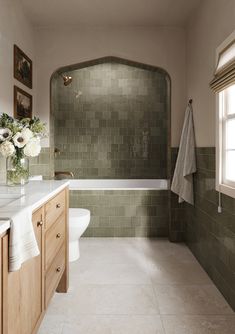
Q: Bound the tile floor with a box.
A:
[38,238,235,334]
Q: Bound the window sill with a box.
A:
[216,183,235,199]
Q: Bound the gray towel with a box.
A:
[171,103,196,205]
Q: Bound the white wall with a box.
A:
[1,0,234,149]
[186,0,235,147]
[0,0,35,117]
[34,26,187,147]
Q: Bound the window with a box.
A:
[210,31,235,198]
[216,41,235,74]
[220,84,235,187]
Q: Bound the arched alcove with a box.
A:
[50,56,171,180]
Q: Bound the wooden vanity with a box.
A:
[0,185,69,334]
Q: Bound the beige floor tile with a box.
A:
[65,284,159,315]
[162,315,235,334]
[70,262,151,285]
[62,315,165,334]
[78,237,147,265]
[39,238,235,334]
[37,314,64,334]
[139,239,196,261]
[154,284,233,315]
[147,256,212,285]
[45,291,76,317]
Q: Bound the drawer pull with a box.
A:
[56,266,61,272]
[56,233,61,239]
[56,203,61,209]
[37,221,43,227]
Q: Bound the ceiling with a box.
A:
[21,0,202,27]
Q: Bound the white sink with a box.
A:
[0,194,23,208]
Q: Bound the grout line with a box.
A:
[160,315,167,334]
[151,283,167,333]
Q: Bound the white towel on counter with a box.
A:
[171,103,196,205]
[9,206,40,272]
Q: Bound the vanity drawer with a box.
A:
[45,190,65,230]
[45,244,65,307]
[45,213,65,271]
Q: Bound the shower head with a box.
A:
[62,74,73,86]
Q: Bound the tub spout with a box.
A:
[55,171,74,180]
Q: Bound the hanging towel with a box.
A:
[171,103,196,205]
[9,206,40,272]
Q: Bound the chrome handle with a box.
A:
[56,267,61,272]
[37,221,43,227]
[56,203,61,209]
[56,233,61,239]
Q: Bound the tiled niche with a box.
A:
[53,58,169,179]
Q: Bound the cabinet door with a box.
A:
[5,207,44,334]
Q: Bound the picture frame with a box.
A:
[14,86,32,119]
[14,45,33,89]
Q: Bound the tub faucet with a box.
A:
[55,171,74,180]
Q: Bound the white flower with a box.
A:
[0,141,15,157]
[0,128,12,141]
[13,132,29,148]
[21,128,33,142]
[23,138,41,157]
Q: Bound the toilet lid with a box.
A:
[69,208,90,218]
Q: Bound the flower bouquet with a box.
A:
[0,113,46,186]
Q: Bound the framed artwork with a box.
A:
[14,45,32,89]
[14,86,32,119]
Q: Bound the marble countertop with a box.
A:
[0,180,69,235]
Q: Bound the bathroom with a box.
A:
[0,0,234,333]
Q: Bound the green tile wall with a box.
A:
[169,147,186,242]
[0,147,53,183]
[70,189,169,237]
[29,147,54,179]
[54,61,168,179]
[183,147,235,311]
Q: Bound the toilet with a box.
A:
[69,208,90,262]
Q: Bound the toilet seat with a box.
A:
[69,208,90,227]
[70,208,90,219]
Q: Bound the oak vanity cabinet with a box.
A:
[0,234,4,334]
[0,187,69,334]
[4,207,44,334]
[44,189,69,307]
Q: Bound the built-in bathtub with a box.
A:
[69,179,169,190]
[69,179,169,237]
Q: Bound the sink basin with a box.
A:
[0,194,23,208]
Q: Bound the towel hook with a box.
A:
[188,99,193,104]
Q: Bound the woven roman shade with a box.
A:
[210,40,235,92]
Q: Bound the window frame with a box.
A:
[216,40,235,74]
[216,31,235,198]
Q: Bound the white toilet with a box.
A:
[69,208,90,262]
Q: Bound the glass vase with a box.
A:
[6,156,29,186]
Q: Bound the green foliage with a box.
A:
[0,113,21,134]
[0,113,47,137]
[29,117,47,136]
[0,113,46,160]
[0,113,46,185]
[7,166,29,185]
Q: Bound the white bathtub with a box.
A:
[69,179,169,190]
